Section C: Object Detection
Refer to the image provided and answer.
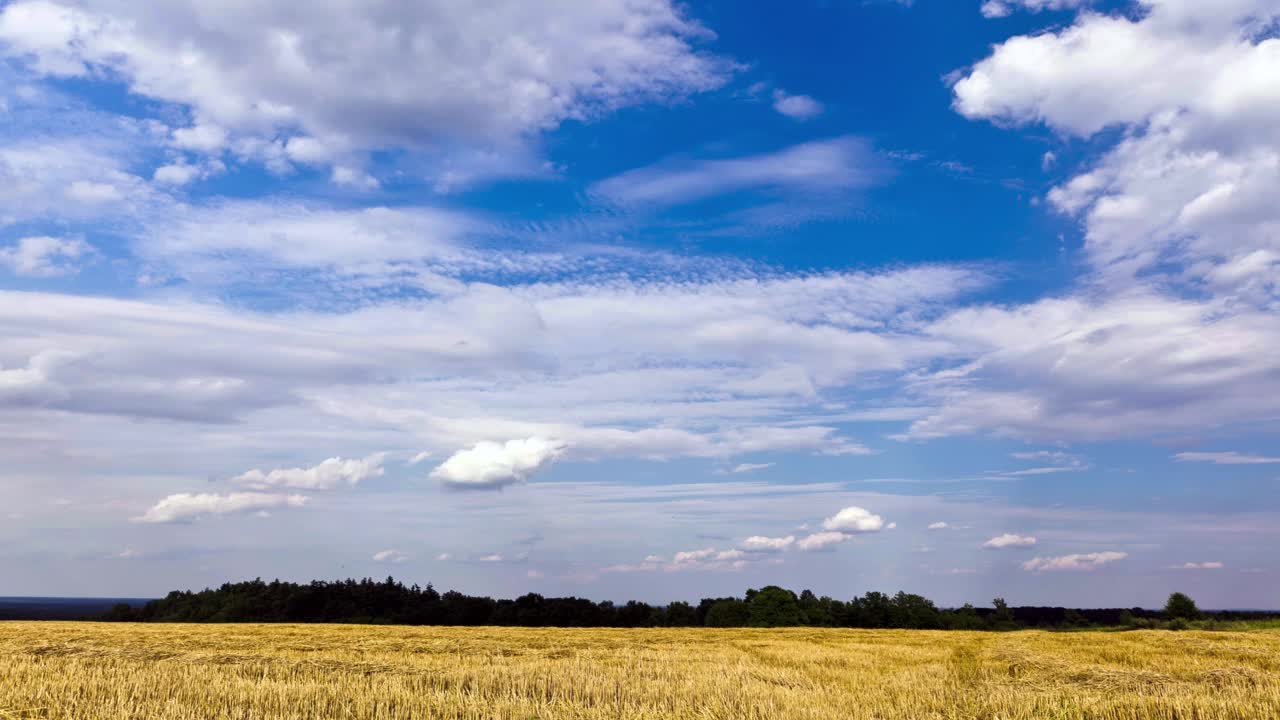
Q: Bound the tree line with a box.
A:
[101,578,1267,630]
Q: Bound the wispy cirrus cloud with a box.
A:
[590,137,881,208]
[1175,451,1280,466]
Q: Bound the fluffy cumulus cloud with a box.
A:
[928,521,949,530]
[771,89,824,120]
[918,0,1280,442]
[740,535,795,552]
[430,438,567,489]
[955,0,1280,291]
[0,127,161,227]
[822,506,886,534]
[1023,551,1128,572]
[135,492,307,523]
[0,236,91,277]
[795,531,850,552]
[373,549,409,564]
[767,506,891,552]
[606,503,889,570]
[983,533,1037,549]
[0,0,734,180]
[231,453,386,490]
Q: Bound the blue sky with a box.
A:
[1,0,1278,608]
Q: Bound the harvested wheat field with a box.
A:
[2,622,1279,719]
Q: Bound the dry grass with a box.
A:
[1,622,1278,719]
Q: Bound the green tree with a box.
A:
[855,591,893,628]
[1062,609,1088,628]
[889,591,942,629]
[1164,592,1200,620]
[990,597,1017,630]
[664,601,697,627]
[944,603,985,630]
[704,599,750,627]
[747,586,806,627]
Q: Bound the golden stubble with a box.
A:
[1,622,1278,719]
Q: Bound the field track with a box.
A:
[2,622,1278,719]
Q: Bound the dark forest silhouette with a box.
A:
[96,577,1275,629]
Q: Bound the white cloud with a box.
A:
[0,262,981,439]
[771,89,824,120]
[0,236,91,277]
[284,136,333,166]
[590,137,879,207]
[955,1,1280,295]
[927,521,949,530]
[0,137,155,225]
[135,492,307,523]
[740,535,795,552]
[408,451,433,466]
[822,506,886,533]
[1177,561,1224,569]
[796,531,849,552]
[983,533,1037,549]
[980,0,1091,18]
[1023,550,1128,572]
[373,549,409,563]
[902,291,1280,441]
[171,124,228,153]
[430,437,566,489]
[1175,451,1280,465]
[602,556,665,573]
[0,351,70,406]
[478,553,504,563]
[152,159,223,186]
[136,201,478,279]
[728,462,773,474]
[231,453,386,490]
[435,553,452,562]
[980,1,1013,18]
[152,163,200,186]
[671,548,716,565]
[65,179,120,202]
[992,450,1089,477]
[330,166,379,190]
[0,0,734,176]
[664,546,759,571]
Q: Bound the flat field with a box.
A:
[1,622,1278,719]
